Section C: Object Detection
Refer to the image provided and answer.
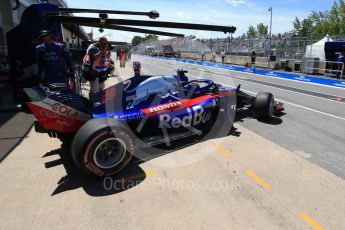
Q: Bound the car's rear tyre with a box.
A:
[254,92,274,121]
[71,118,134,177]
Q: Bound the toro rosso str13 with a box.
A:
[25,68,283,177]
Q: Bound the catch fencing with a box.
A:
[302,59,344,80]
[135,35,345,59]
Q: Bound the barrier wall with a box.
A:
[180,52,272,68]
[147,56,345,89]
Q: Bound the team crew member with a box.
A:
[84,37,109,101]
[201,50,205,62]
[212,51,216,63]
[220,49,225,64]
[106,44,115,75]
[250,49,257,72]
[36,30,75,87]
[337,52,345,78]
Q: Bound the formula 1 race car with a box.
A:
[8,3,284,177]
[25,66,283,177]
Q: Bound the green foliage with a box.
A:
[145,34,159,41]
[300,18,313,36]
[246,23,268,38]
[257,23,268,36]
[292,0,345,36]
[292,17,301,36]
[131,34,158,46]
[247,25,257,38]
[131,36,143,46]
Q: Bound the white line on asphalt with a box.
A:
[139,57,345,121]
[230,75,345,105]
[281,100,345,122]
[145,56,345,92]
[234,77,345,105]
[241,89,345,122]
[147,58,345,105]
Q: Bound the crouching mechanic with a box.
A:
[36,30,75,88]
[83,37,112,103]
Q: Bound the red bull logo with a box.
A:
[159,105,212,129]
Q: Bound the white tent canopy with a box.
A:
[305,35,333,61]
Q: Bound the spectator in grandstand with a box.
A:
[250,49,257,72]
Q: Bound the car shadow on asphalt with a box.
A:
[48,143,147,197]
[47,126,240,197]
[46,108,283,197]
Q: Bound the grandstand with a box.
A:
[135,34,345,60]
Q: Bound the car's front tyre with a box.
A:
[254,92,274,121]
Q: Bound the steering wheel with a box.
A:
[186,79,216,94]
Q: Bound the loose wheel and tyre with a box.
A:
[254,92,274,121]
[71,118,135,177]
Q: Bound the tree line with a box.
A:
[293,0,345,37]
[131,34,158,46]
[245,0,345,38]
[246,23,269,38]
[132,1,344,43]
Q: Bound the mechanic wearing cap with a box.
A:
[83,37,110,102]
[36,30,75,87]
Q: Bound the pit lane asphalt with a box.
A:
[2,58,345,229]
[135,55,345,180]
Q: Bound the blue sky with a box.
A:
[66,0,334,42]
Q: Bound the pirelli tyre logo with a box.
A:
[159,105,211,129]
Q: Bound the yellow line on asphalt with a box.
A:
[215,145,231,157]
[245,169,271,190]
[299,212,325,230]
[146,171,155,177]
[123,171,155,181]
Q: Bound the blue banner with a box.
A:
[148,56,345,89]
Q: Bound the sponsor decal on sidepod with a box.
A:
[159,105,212,129]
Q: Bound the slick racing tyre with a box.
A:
[71,118,134,177]
[254,92,274,121]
